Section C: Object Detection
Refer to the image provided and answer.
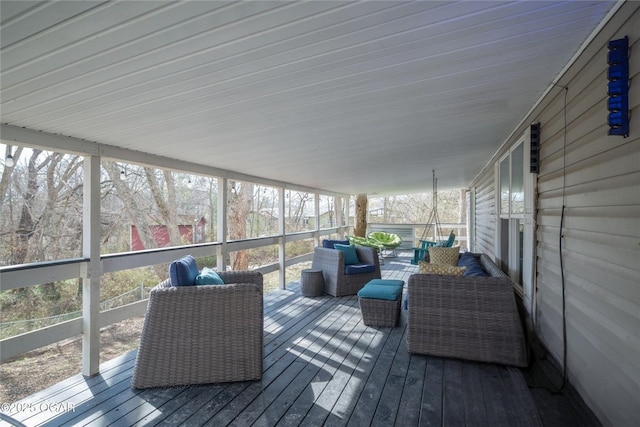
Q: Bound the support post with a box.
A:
[314,192,320,247]
[335,196,343,237]
[82,155,101,376]
[278,187,286,289]
[217,178,228,270]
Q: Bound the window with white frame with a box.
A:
[498,142,525,291]
[500,143,525,216]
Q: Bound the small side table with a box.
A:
[300,269,324,297]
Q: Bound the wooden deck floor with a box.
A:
[2,252,597,427]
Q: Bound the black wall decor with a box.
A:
[530,122,540,173]
[607,36,629,137]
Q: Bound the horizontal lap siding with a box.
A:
[535,6,640,426]
[472,4,640,426]
[473,171,496,259]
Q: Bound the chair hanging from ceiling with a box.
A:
[421,170,444,241]
[411,170,454,264]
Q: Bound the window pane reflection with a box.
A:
[511,144,524,214]
[500,156,510,215]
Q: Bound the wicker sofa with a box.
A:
[132,270,264,389]
[407,253,528,367]
[312,245,381,296]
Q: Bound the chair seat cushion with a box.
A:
[365,279,404,288]
[169,255,200,286]
[358,283,403,301]
[344,263,376,275]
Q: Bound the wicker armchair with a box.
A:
[132,270,264,389]
[312,246,381,296]
[407,254,528,367]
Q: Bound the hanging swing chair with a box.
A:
[368,231,403,257]
[411,170,456,265]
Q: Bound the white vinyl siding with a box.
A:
[471,3,640,426]
[473,170,497,259]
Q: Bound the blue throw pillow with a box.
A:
[457,252,478,268]
[464,264,489,277]
[169,255,200,286]
[322,239,350,249]
[195,267,225,285]
[334,243,360,265]
[458,253,489,277]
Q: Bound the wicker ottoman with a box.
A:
[357,279,404,327]
[300,269,324,297]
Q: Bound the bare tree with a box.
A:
[38,153,82,300]
[228,180,253,270]
[0,146,24,207]
[104,163,155,249]
[1,150,84,309]
[206,177,217,241]
[145,168,182,246]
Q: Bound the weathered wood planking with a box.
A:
[7,252,560,427]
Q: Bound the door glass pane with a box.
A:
[500,157,510,215]
[511,144,524,214]
[500,218,509,272]
[514,218,524,286]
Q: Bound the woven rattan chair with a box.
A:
[132,270,264,389]
[407,254,528,367]
[312,246,381,296]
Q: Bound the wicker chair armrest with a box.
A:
[149,271,263,310]
[408,273,512,302]
[155,270,263,290]
[154,279,172,290]
[479,254,509,279]
[149,281,263,300]
[218,270,263,291]
[312,247,345,269]
[355,246,380,267]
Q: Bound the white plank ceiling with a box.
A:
[0,1,616,195]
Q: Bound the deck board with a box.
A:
[461,361,489,427]
[2,252,573,427]
[421,357,444,426]
[396,347,427,426]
